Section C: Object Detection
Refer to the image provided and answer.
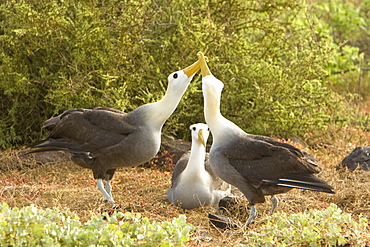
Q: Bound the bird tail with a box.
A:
[28,139,89,156]
[263,175,335,194]
[26,141,69,158]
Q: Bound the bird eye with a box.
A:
[173,73,178,79]
[192,127,196,131]
[207,128,210,131]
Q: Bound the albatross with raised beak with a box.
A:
[198,51,334,226]
[30,59,201,203]
[167,123,230,209]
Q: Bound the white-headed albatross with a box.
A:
[30,59,201,203]
[197,51,334,226]
[167,123,231,209]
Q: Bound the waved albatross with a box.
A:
[30,59,201,203]
[167,123,231,209]
[197,52,334,226]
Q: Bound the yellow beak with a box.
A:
[183,59,201,77]
[197,51,211,77]
[198,129,207,147]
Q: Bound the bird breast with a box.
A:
[102,127,161,169]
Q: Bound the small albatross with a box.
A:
[29,59,201,203]
[167,123,231,209]
[197,51,334,226]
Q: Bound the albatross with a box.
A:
[29,59,201,203]
[197,52,334,226]
[167,123,230,209]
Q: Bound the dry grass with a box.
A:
[0,126,369,246]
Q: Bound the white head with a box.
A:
[197,52,224,118]
[141,60,200,127]
[202,74,224,105]
[197,51,242,143]
[190,123,210,147]
[166,59,201,95]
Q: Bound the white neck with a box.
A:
[183,140,207,176]
[135,81,189,129]
[203,76,242,145]
[204,91,223,130]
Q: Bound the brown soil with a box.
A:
[1,129,370,246]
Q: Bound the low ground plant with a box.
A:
[0,203,194,246]
[245,204,369,246]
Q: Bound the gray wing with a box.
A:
[204,153,230,191]
[33,108,138,153]
[221,133,331,191]
[92,106,127,114]
[170,151,190,188]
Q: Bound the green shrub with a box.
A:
[0,0,366,148]
[306,0,369,94]
[0,202,194,246]
[244,204,369,246]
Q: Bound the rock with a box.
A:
[218,196,239,214]
[161,137,191,164]
[338,146,370,171]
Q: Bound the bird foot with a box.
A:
[111,204,123,210]
[244,219,255,228]
[102,198,115,204]
[208,213,240,229]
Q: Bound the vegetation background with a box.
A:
[1,0,369,149]
[0,0,370,245]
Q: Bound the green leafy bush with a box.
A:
[0,202,194,246]
[244,204,369,246]
[0,0,367,148]
[305,0,367,89]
